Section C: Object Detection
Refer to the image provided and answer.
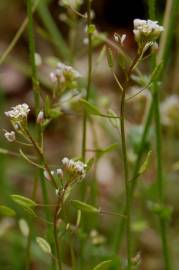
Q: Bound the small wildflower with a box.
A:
[4,131,16,142]
[57,168,63,177]
[5,103,30,129]
[133,19,164,46]
[61,157,87,180]
[50,62,81,93]
[5,103,30,119]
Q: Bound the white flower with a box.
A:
[57,168,63,177]
[5,103,30,119]
[61,157,87,180]
[50,63,81,88]
[62,157,70,166]
[133,19,164,43]
[4,131,16,142]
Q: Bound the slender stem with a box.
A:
[153,82,171,270]
[25,177,38,270]
[151,1,177,268]
[53,195,62,270]
[25,1,40,268]
[81,0,92,162]
[53,185,68,270]
[26,2,55,269]
[120,87,131,270]
[112,0,177,257]
[116,47,144,268]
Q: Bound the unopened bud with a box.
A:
[36,111,44,124]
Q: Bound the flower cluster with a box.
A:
[133,19,164,45]
[62,157,87,180]
[5,103,30,119]
[43,157,87,184]
[50,62,81,93]
[5,103,30,129]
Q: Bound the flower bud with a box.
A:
[36,111,44,124]
[4,131,16,142]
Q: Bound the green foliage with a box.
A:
[0,205,16,216]
[71,200,100,213]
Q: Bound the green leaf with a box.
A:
[10,194,37,208]
[138,150,152,175]
[79,99,101,116]
[96,143,119,159]
[71,200,100,213]
[36,237,51,254]
[92,260,112,270]
[0,205,16,217]
[23,207,37,218]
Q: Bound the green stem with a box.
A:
[120,89,131,270]
[81,0,92,162]
[112,0,178,256]
[53,184,68,270]
[25,177,38,270]
[118,49,143,270]
[153,82,171,270]
[112,100,154,252]
[26,1,54,268]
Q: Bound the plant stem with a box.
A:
[26,1,54,268]
[81,0,92,162]
[120,89,131,270]
[153,82,171,270]
[53,195,62,270]
[53,185,68,270]
[112,100,154,252]
[118,49,142,270]
[112,0,178,256]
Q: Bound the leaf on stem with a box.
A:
[10,194,37,208]
[138,150,152,175]
[92,260,112,270]
[79,99,102,116]
[71,200,100,213]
